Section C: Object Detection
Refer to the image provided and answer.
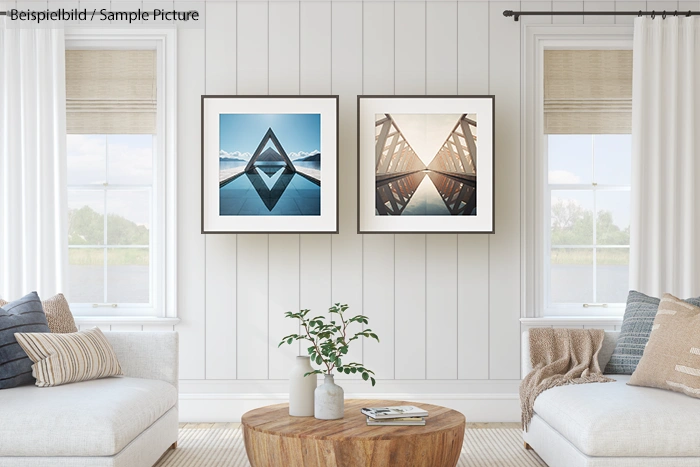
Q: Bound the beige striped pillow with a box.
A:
[1,294,78,333]
[629,293,700,398]
[14,327,123,387]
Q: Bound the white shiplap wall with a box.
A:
[125,0,693,422]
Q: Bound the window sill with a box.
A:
[520,316,622,327]
[74,316,181,326]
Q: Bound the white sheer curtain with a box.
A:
[630,17,700,297]
[0,25,68,300]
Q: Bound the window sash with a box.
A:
[65,28,176,319]
[543,136,631,316]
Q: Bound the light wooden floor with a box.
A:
[180,422,520,429]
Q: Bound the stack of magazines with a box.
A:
[361,405,428,426]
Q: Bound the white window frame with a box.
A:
[521,25,633,319]
[65,29,178,321]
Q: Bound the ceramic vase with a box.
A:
[289,356,317,417]
[314,374,344,420]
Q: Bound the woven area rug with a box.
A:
[155,425,546,467]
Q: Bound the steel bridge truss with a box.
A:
[427,115,477,179]
[375,114,426,180]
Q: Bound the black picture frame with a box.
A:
[201,95,340,234]
[357,95,496,234]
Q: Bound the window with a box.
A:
[540,47,633,316]
[67,134,154,309]
[65,31,176,318]
[546,134,631,313]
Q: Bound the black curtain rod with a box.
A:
[504,9,700,21]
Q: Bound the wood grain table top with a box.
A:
[241,399,466,441]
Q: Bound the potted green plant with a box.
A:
[279,303,379,420]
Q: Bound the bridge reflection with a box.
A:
[376,171,476,216]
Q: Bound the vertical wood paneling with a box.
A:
[236,2,271,380]
[392,1,427,381]
[204,2,238,381]
[488,1,521,380]
[204,236,237,379]
[395,2,426,94]
[236,235,269,379]
[456,1,491,381]
[553,1,584,24]
[615,1,647,24]
[301,2,332,94]
[299,1,333,373]
[237,2,269,95]
[269,2,300,95]
[426,2,458,95]
[426,236,458,379]
[267,1,302,378]
[299,236,332,322]
[394,236,427,380]
[458,2,489,93]
[362,1,396,381]
[362,2,395,94]
[331,2,364,380]
[584,1,615,24]
[520,1,553,25]
[176,19,206,380]
[268,235,301,379]
[425,2,458,380]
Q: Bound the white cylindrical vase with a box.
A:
[289,356,317,417]
[314,374,344,420]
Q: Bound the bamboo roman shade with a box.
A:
[544,50,632,134]
[66,50,156,134]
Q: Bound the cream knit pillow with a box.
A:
[628,293,700,398]
[14,327,123,387]
[0,293,77,333]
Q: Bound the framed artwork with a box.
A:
[357,96,495,233]
[201,95,339,233]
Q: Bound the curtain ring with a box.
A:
[651,11,656,19]
[638,10,643,17]
[662,11,667,19]
[687,10,692,17]
[674,10,678,17]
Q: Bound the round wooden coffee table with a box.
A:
[241,399,465,467]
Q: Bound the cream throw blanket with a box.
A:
[520,328,614,431]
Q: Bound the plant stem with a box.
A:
[302,321,331,374]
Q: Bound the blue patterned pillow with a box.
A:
[0,292,50,389]
[605,290,700,374]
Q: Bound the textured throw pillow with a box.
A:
[41,294,78,333]
[628,294,700,398]
[14,327,123,387]
[604,291,700,374]
[1,294,77,334]
[0,292,51,389]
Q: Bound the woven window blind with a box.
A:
[66,50,156,134]
[544,50,632,134]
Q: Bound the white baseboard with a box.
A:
[179,392,520,423]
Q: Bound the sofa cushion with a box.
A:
[533,374,700,457]
[605,291,700,375]
[0,292,51,389]
[0,294,78,333]
[16,327,123,387]
[0,377,177,456]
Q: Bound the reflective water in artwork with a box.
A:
[374,113,477,216]
[218,114,321,216]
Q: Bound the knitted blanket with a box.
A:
[520,328,614,431]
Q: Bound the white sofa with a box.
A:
[522,330,700,467]
[0,332,179,467]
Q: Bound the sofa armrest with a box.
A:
[521,329,620,379]
[103,332,179,390]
